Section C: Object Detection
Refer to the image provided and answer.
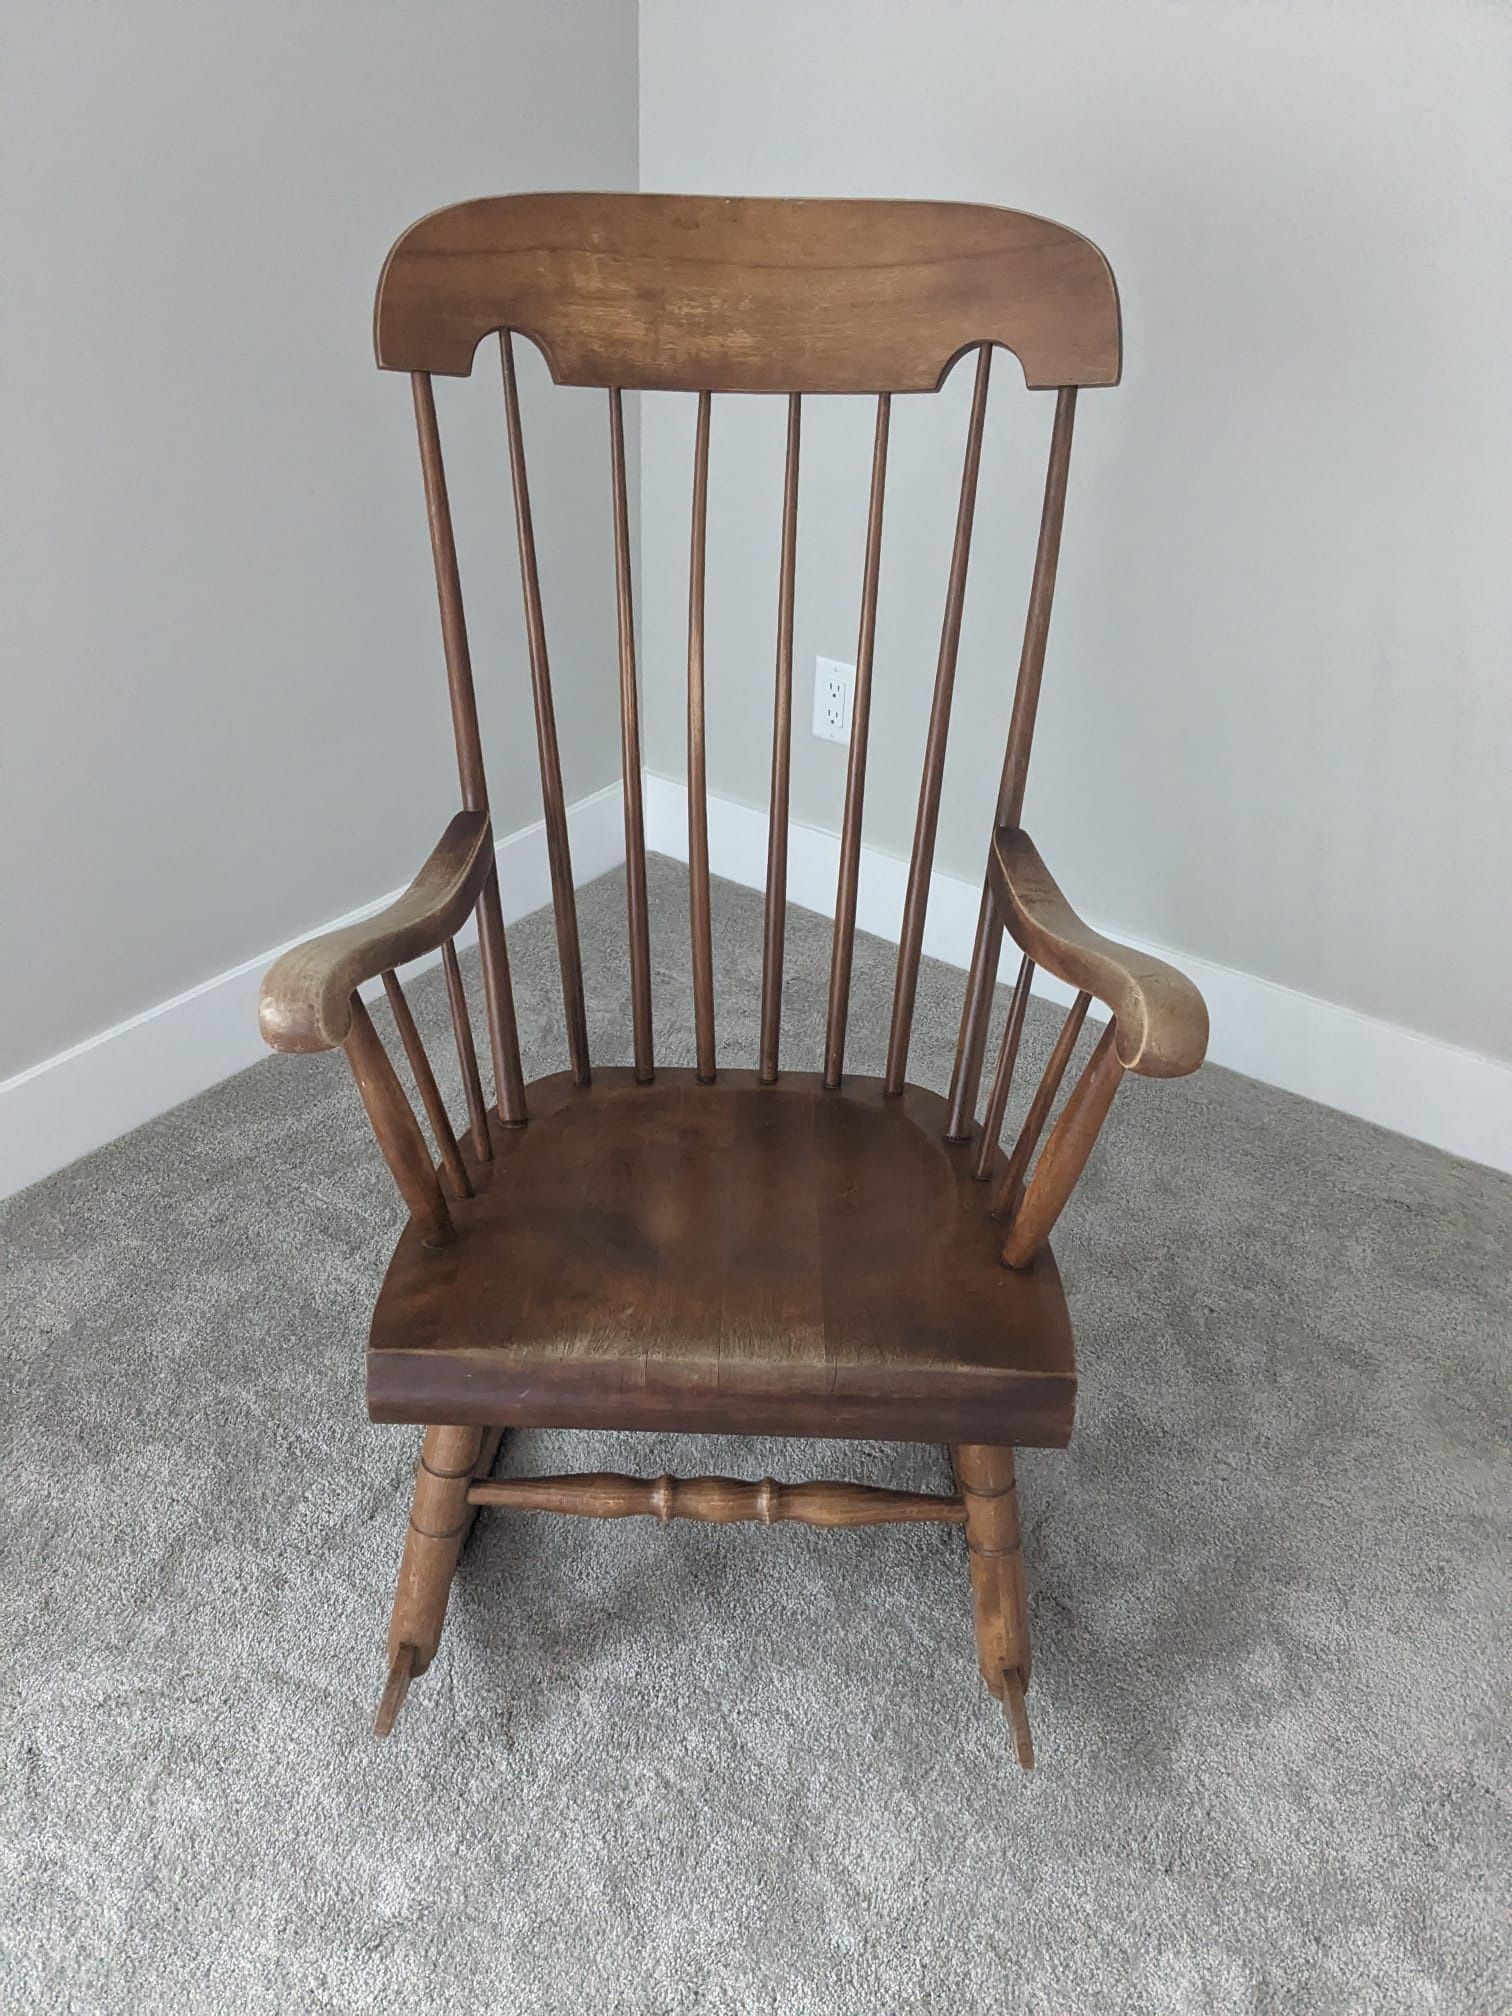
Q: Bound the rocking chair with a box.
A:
[259,194,1208,1765]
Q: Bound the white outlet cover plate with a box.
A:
[812,656,855,744]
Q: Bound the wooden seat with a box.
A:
[368,1069,1076,1444]
[258,193,1209,1764]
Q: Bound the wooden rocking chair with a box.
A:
[259,195,1208,1765]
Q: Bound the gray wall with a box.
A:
[638,0,1512,1062]
[2,1,638,1079]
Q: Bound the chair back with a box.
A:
[374,192,1122,1129]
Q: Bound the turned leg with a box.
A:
[951,1442,1034,1768]
[374,1422,484,1737]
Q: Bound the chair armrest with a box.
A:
[259,811,494,1053]
[987,827,1208,1078]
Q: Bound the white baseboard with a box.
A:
[642,772,1512,1176]
[7,767,1508,1197]
[0,781,626,1201]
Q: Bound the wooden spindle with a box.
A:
[687,390,716,1082]
[972,954,1034,1182]
[989,990,1091,1220]
[411,373,488,809]
[760,393,802,1083]
[945,888,1002,1141]
[500,333,590,1086]
[343,994,454,1247]
[885,345,993,1096]
[946,389,1079,1138]
[467,1471,966,1528]
[380,970,473,1200]
[475,869,527,1126]
[824,392,891,1090]
[411,372,526,1126]
[1002,1019,1125,1268]
[1002,387,1078,827]
[609,388,654,1083]
[441,940,492,1163]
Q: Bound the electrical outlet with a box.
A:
[812,656,856,745]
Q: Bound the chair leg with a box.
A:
[374,1422,484,1738]
[951,1442,1035,1768]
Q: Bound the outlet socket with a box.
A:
[812,656,856,745]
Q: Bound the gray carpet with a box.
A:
[2,857,1507,2015]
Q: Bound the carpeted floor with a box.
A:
[2,857,1507,2014]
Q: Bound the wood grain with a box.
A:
[381,969,473,1201]
[989,990,1091,1222]
[989,828,1209,1076]
[973,953,1035,1183]
[1002,1021,1126,1268]
[343,996,455,1248]
[946,387,1078,1136]
[824,393,890,1090]
[375,193,1121,391]
[760,393,801,1083]
[367,1068,1076,1446]
[255,188,1212,1755]
[886,346,992,1095]
[259,812,492,1053]
[441,939,492,1164]
[609,386,654,1082]
[468,1472,967,1527]
[953,1443,1034,1766]
[500,332,590,1084]
[687,390,716,1081]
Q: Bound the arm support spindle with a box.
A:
[343,995,456,1248]
[1001,1021,1125,1267]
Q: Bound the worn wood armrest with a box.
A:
[987,827,1208,1078]
[259,811,494,1053]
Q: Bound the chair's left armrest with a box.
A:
[988,827,1208,1078]
[259,810,493,1054]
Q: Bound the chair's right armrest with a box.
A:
[988,826,1208,1078]
[258,810,494,1054]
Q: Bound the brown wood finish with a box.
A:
[760,394,802,1083]
[260,812,492,1053]
[946,388,1077,1139]
[458,1424,508,1555]
[1002,1021,1126,1268]
[468,1472,966,1527]
[376,194,1121,390]
[824,392,890,1090]
[972,953,1035,1183]
[343,995,455,1249]
[412,374,489,810]
[886,345,993,1097]
[412,368,527,1126]
[441,940,492,1164]
[380,969,473,1201]
[475,867,527,1127]
[367,1069,1075,1446]
[609,387,655,1082]
[500,332,590,1085]
[259,192,1205,1757]
[989,828,1209,1076]
[375,1421,484,1734]
[687,389,716,1081]
[988,990,1092,1222]
[1000,389,1079,827]
[953,1443,1034,1767]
